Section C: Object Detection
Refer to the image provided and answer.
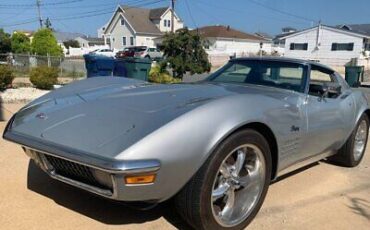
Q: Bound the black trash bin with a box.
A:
[345,66,364,87]
[114,57,152,81]
[84,54,115,78]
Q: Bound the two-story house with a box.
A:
[101,5,183,50]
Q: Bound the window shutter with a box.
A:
[290,43,294,50]
[303,43,308,50]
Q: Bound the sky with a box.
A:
[0,0,369,36]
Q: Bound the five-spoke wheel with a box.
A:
[211,145,266,227]
[175,129,271,230]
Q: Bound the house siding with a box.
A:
[156,10,184,32]
[284,26,364,66]
[136,35,157,47]
[103,6,184,50]
[106,12,135,50]
[207,38,272,56]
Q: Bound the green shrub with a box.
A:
[29,66,58,90]
[149,65,181,84]
[0,65,14,90]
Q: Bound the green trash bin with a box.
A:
[122,57,152,81]
[345,66,364,87]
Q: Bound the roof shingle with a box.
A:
[195,25,268,41]
[149,7,168,20]
[120,5,165,35]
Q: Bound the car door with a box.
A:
[300,65,355,158]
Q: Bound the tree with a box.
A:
[31,28,63,56]
[160,28,211,79]
[11,32,31,54]
[63,39,80,49]
[0,29,11,53]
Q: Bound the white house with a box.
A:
[281,24,370,66]
[102,5,184,50]
[97,23,108,38]
[195,25,272,56]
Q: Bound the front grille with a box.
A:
[43,154,113,191]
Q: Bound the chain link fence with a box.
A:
[0,53,86,83]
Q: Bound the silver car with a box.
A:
[3,57,369,230]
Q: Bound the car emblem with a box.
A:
[36,113,48,120]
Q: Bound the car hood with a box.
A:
[8,77,294,159]
[9,78,231,158]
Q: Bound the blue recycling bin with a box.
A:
[84,54,115,78]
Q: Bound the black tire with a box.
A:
[329,114,369,167]
[174,129,272,230]
[145,55,151,59]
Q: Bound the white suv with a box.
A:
[134,47,163,60]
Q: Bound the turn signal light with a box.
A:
[125,174,156,184]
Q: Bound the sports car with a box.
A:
[3,57,369,230]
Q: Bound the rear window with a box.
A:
[135,47,147,52]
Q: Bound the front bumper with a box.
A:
[3,115,161,202]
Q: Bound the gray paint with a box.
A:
[3,57,369,202]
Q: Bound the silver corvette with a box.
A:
[3,57,369,230]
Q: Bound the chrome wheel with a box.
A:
[211,144,266,227]
[354,120,368,161]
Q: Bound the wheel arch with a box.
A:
[363,109,370,122]
[217,122,279,180]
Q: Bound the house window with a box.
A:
[163,20,167,27]
[122,37,126,46]
[290,43,308,50]
[120,18,125,26]
[364,43,370,51]
[331,43,354,51]
[130,37,134,46]
[168,20,171,28]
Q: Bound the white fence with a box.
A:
[64,45,110,57]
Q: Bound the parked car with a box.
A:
[3,57,369,230]
[115,47,136,59]
[134,46,163,60]
[90,49,115,58]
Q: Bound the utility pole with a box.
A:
[36,0,43,28]
[171,0,175,33]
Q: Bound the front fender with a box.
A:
[115,94,292,201]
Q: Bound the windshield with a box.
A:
[207,60,307,92]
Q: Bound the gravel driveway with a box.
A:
[0,120,369,229]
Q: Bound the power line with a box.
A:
[0,0,166,28]
[0,18,39,28]
[0,0,85,8]
[184,0,197,28]
[50,0,166,21]
[195,0,311,27]
[246,0,317,24]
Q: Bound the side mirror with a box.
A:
[309,83,342,100]
[318,83,342,99]
[325,83,342,98]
